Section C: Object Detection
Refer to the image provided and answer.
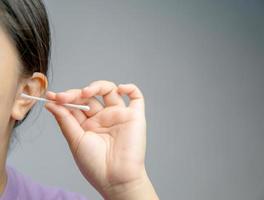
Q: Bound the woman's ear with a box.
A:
[11,72,48,121]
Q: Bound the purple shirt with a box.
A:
[0,165,88,200]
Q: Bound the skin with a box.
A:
[0,27,48,195]
[0,27,159,199]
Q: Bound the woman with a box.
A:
[0,0,159,199]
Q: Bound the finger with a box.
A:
[46,90,104,121]
[44,102,84,154]
[83,96,104,117]
[45,91,56,101]
[95,107,134,128]
[117,83,145,111]
[46,90,86,123]
[69,96,104,124]
[47,89,104,113]
[56,89,82,104]
[82,80,126,107]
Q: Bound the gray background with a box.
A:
[7,0,264,199]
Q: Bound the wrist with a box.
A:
[102,169,159,200]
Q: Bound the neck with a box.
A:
[0,135,9,196]
[0,142,8,196]
[0,120,13,196]
[0,168,7,196]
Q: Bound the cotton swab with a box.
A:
[20,93,90,111]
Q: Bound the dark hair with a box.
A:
[0,0,51,127]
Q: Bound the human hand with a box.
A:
[44,80,158,199]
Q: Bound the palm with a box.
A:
[77,106,146,190]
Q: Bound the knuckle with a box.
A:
[90,80,117,88]
[106,82,117,90]
[67,89,80,94]
[88,80,100,87]
[105,80,117,88]
[129,83,143,95]
[125,83,139,91]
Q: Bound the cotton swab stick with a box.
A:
[20,93,90,111]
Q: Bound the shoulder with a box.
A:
[4,165,87,200]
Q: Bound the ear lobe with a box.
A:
[11,93,36,121]
[11,85,36,121]
[11,72,48,121]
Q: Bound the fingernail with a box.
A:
[46,91,56,95]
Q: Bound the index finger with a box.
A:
[46,89,82,104]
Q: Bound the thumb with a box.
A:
[44,102,85,154]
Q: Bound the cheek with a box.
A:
[0,93,10,138]
[0,66,18,105]
[0,68,20,136]
[0,28,22,135]
[0,87,11,136]
[0,66,20,113]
